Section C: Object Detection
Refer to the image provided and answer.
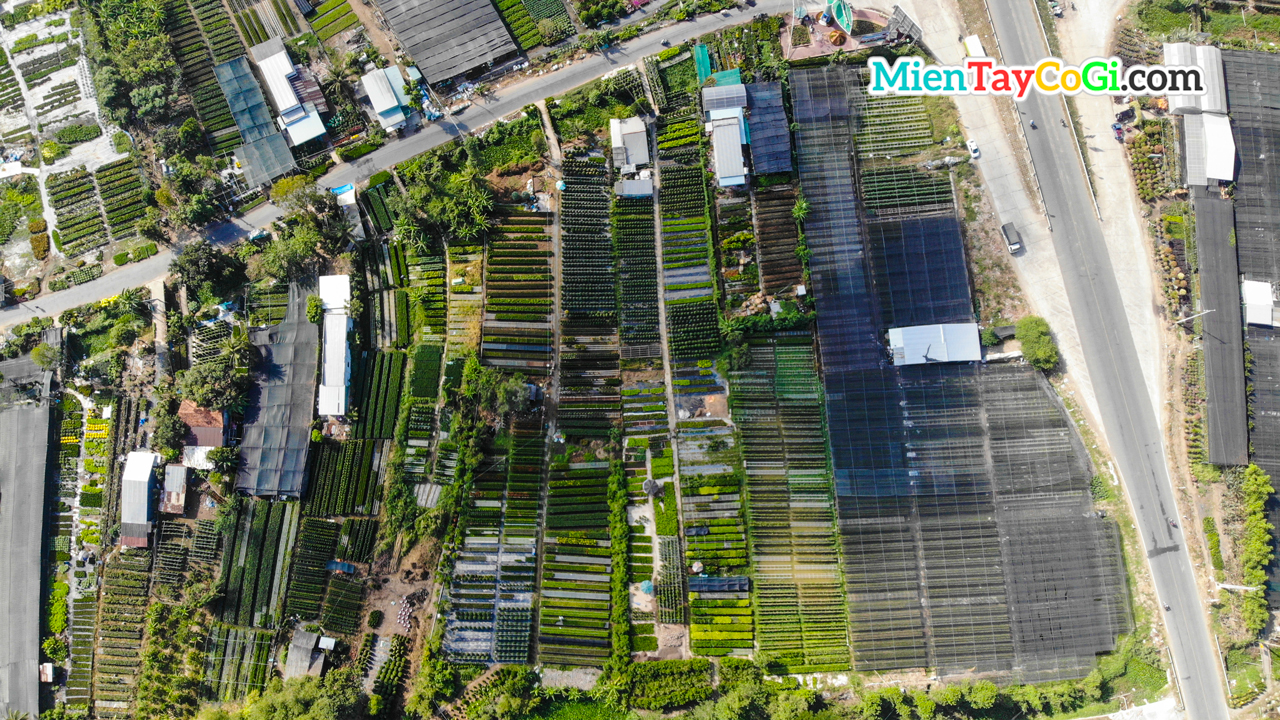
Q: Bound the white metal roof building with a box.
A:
[121,451,159,547]
[887,323,982,366]
[1165,43,1234,186]
[249,38,327,146]
[317,275,352,416]
[1244,280,1275,326]
[361,68,408,131]
[609,116,649,167]
[709,116,747,187]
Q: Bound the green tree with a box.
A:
[307,294,323,324]
[129,83,176,121]
[1016,315,1059,371]
[258,225,322,280]
[207,447,240,475]
[965,680,999,710]
[31,341,61,370]
[178,355,250,411]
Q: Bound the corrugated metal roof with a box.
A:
[237,133,298,187]
[379,0,517,83]
[711,116,746,186]
[702,84,746,112]
[289,66,329,113]
[250,39,300,115]
[121,452,157,527]
[385,66,411,107]
[887,323,981,365]
[215,57,278,143]
[1197,45,1227,115]
[1164,43,1198,115]
[281,103,327,146]
[614,177,653,196]
[1203,111,1235,181]
[1245,280,1274,326]
[319,313,349,415]
[362,68,399,113]
[747,82,792,174]
[609,117,649,166]
[1183,112,1206,186]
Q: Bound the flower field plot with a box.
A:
[752,184,803,293]
[621,385,667,442]
[190,0,247,63]
[0,49,25,113]
[646,51,696,112]
[336,517,379,563]
[716,197,757,298]
[347,350,406,439]
[191,518,223,563]
[481,207,554,375]
[164,0,241,152]
[411,340,444,399]
[729,333,850,672]
[202,624,272,701]
[442,424,539,664]
[49,166,108,258]
[305,439,379,516]
[688,577,753,657]
[17,43,79,88]
[521,0,571,41]
[675,426,749,569]
[154,521,192,588]
[285,517,339,619]
[94,157,147,240]
[219,500,297,628]
[852,77,932,159]
[559,158,622,441]
[321,574,365,634]
[670,358,725,399]
[360,176,397,235]
[495,0,543,50]
[305,0,363,42]
[614,195,661,353]
[536,459,614,667]
[34,79,80,117]
[247,283,288,326]
[408,250,446,335]
[859,166,954,220]
[654,535,686,624]
[67,596,96,705]
[92,548,152,711]
[657,116,720,359]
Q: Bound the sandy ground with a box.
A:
[540,667,601,689]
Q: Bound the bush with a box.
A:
[307,294,323,324]
[368,610,383,628]
[30,232,48,259]
[113,252,130,266]
[980,327,1000,346]
[40,140,68,162]
[42,636,67,662]
[1016,315,1059,371]
[113,131,132,153]
[55,124,102,145]
[28,218,45,233]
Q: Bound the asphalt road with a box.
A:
[0,249,174,332]
[988,1,1229,716]
[318,0,817,189]
[0,358,51,718]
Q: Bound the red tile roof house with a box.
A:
[178,399,226,447]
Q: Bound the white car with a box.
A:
[967,139,980,159]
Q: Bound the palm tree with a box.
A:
[219,323,256,368]
[6,710,31,720]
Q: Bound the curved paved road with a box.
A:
[0,249,173,332]
[319,0,825,189]
[989,1,1228,716]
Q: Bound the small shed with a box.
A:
[282,629,324,679]
[160,465,189,515]
[1244,280,1274,327]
